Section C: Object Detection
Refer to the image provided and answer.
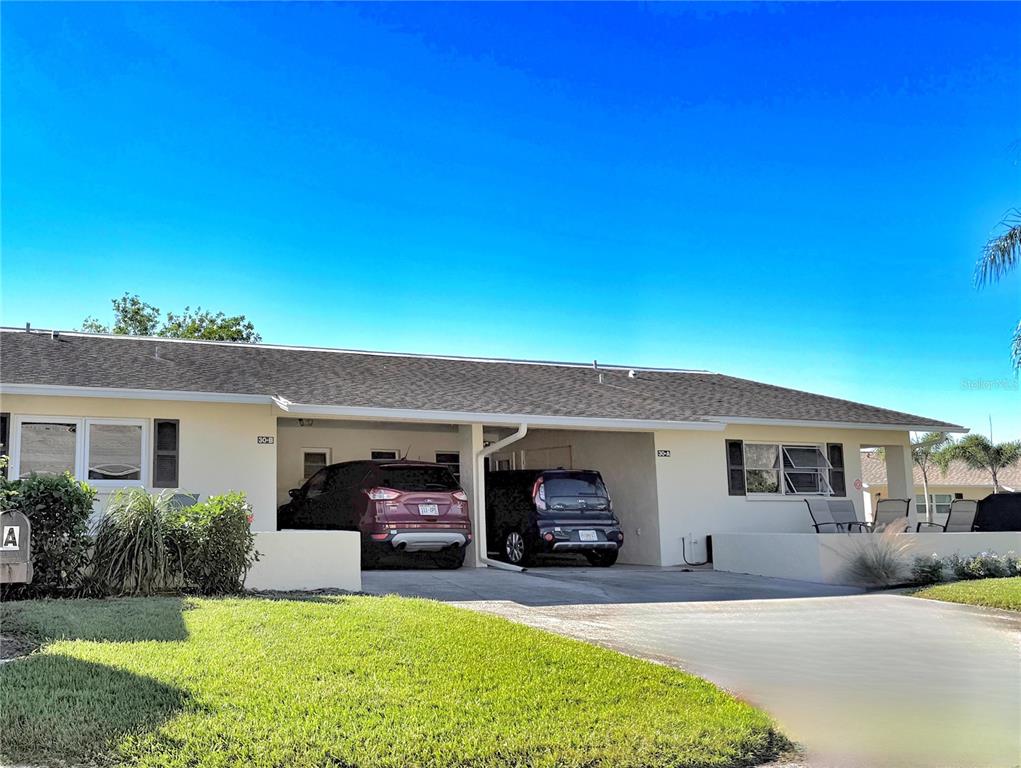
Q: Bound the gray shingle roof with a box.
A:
[0,329,962,429]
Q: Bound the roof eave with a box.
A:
[709,415,968,433]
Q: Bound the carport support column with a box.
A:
[884,442,917,531]
[458,423,485,567]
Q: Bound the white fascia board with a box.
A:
[709,415,968,433]
[271,397,722,432]
[0,383,273,405]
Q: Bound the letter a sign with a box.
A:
[2,525,19,551]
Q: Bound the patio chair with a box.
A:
[870,498,911,532]
[917,499,977,532]
[805,498,866,532]
[169,493,200,509]
[827,499,869,532]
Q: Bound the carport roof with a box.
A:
[0,328,963,431]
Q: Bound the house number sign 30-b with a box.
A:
[257,436,275,445]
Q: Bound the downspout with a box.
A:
[475,423,529,572]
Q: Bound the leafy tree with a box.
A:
[162,308,260,343]
[81,293,261,343]
[976,209,1020,369]
[935,434,1021,493]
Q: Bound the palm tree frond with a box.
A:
[976,209,1021,287]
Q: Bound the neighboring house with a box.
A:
[860,451,1019,524]
[0,328,964,567]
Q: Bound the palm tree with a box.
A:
[976,209,1021,369]
[911,432,952,523]
[935,434,1021,493]
[874,432,951,522]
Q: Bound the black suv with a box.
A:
[485,469,623,566]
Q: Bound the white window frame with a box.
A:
[302,447,332,481]
[916,493,953,516]
[83,418,148,489]
[744,442,834,498]
[10,415,148,488]
[435,450,461,481]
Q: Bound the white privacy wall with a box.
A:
[713,532,1021,585]
[245,530,361,591]
[652,425,912,566]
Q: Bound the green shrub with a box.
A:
[949,551,1013,581]
[90,490,187,595]
[0,472,96,598]
[177,492,258,595]
[910,554,946,585]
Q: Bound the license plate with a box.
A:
[418,504,439,516]
[578,530,598,542]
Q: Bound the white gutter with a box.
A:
[474,424,529,572]
[707,415,968,433]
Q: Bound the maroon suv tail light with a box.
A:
[367,487,401,500]
[452,490,468,501]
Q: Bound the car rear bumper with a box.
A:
[551,541,619,551]
[388,531,468,552]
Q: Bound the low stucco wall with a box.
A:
[245,531,361,592]
[712,532,1021,585]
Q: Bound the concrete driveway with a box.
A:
[362,566,1021,767]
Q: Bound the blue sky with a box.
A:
[2,2,1019,438]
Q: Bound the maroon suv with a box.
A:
[278,459,471,568]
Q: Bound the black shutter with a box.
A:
[0,413,8,478]
[827,443,846,496]
[726,439,746,495]
[153,419,180,488]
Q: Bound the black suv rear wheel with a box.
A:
[585,550,618,567]
[503,530,532,566]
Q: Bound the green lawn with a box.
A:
[0,595,786,767]
[912,577,1021,612]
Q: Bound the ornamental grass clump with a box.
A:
[91,489,187,595]
[839,525,913,587]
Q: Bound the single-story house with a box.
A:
[860,450,1017,525]
[0,327,966,575]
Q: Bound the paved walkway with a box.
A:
[362,566,1021,767]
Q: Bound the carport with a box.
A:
[272,403,707,569]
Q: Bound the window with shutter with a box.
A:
[826,443,846,496]
[0,413,8,478]
[725,440,746,495]
[152,419,179,488]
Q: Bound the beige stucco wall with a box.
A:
[653,425,912,566]
[1,394,279,531]
[276,420,462,505]
[504,429,662,565]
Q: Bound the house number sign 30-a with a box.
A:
[257,436,275,445]
[656,449,671,457]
